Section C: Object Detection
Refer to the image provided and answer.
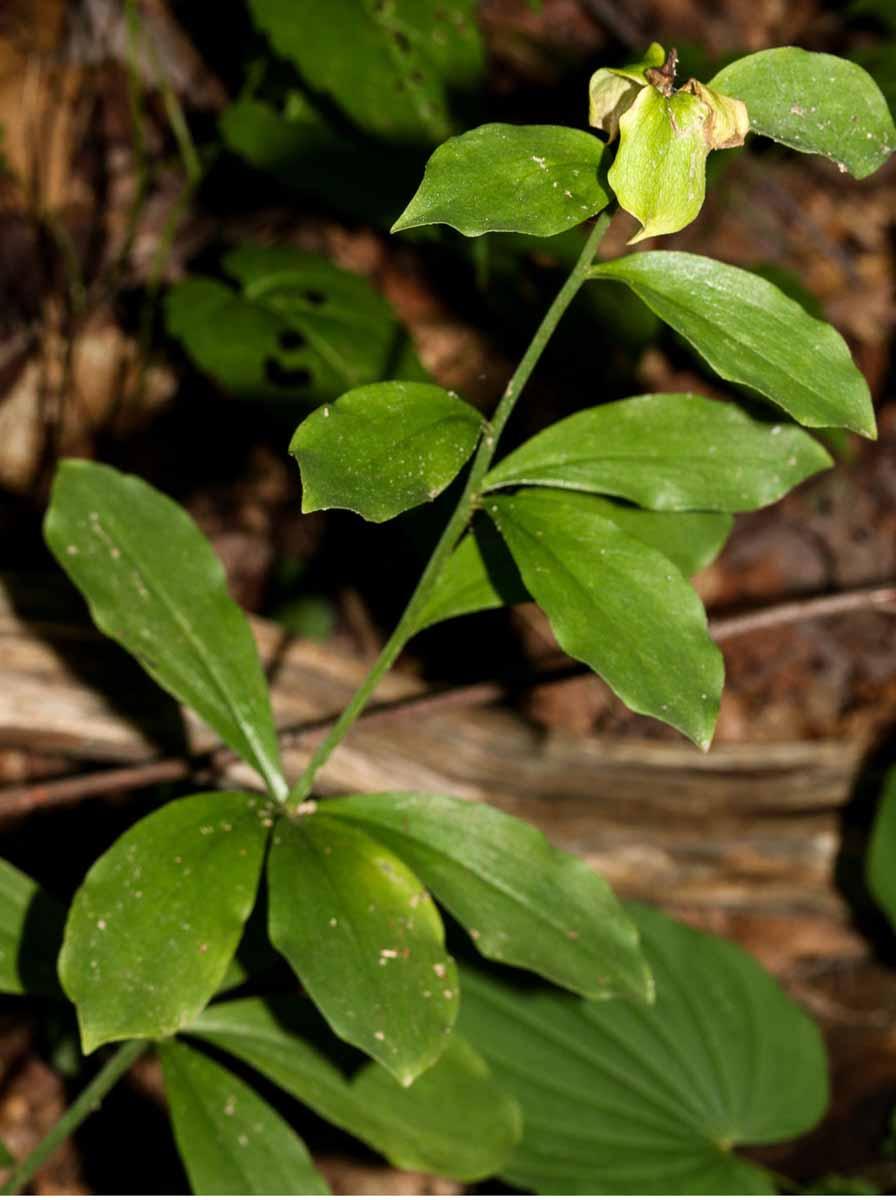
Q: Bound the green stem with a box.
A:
[2,1040,147,1196]
[288,210,614,806]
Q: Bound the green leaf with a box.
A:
[160,1039,328,1195]
[867,768,896,930]
[248,0,483,145]
[609,86,713,243]
[0,1137,12,1168]
[416,504,732,631]
[0,858,64,996]
[189,998,521,1181]
[289,381,482,523]
[711,48,896,179]
[590,503,733,577]
[267,813,458,1084]
[392,124,609,237]
[484,393,832,511]
[45,461,286,799]
[59,792,269,1053]
[592,253,876,437]
[414,519,529,630]
[167,245,420,410]
[487,489,723,748]
[219,96,421,229]
[459,903,829,1195]
[320,792,652,1001]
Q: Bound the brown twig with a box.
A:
[2,583,894,816]
[709,584,896,641]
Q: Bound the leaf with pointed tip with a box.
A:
[609,85,713,243]
[711,48,896,179]
[487,489,723,748]
[59,793,269,1053]
[189,997,521,1180]
[416,503,732,630]
[160,1039,328,1195]
[867,769,896,931]
[392,124,609,237]
[248,0,483,145]
[290,382,481,522]
[459,903,828,1195]
[592,253,876,437]
[484,393,831,510]
[320,792,652,1001]
[45,461,286,799]
[0,859,64,996]
[267,814,457,1084]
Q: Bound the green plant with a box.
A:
[3,30,894,1197]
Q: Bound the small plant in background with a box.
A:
[2,15,895,1196]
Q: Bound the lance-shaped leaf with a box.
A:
[45,461,286,799]
[267,813,458,1084]
[0,858,64,996]
[59,792,269,1053]
[589,42,666,140]
[711,48,896,179]
[160,1039,328,1195]
[190,998,521,1180]
[459,904,829,1195]
[484,393,831,510]
[320,792,652,1001]
[290,381,481,522]
[248,0,483,146]
[416,504,732,631]
[592,253,876,437]
[868,769,896,932]
[392,124,609,237]
[609,85,713,243]
[487,489,723,748]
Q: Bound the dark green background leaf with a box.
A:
[592,253,876,437]
[248,0,483,145]
[161,1039,328,1195]
[290,381,482,522]
[393,124,609,237]
[711,48,895,179]
[268,813,458,1083]
[59,792,269,1052]
[219,96,421,228]
[321,792,651,1001]
[167,245,423,410]
[45,461,285,799]
[867,768,896,931]
[0,858,64,996]
[190,997,521,1180]
[459,904,829,1194]
[488,489,723,748]
[484,393,831,510]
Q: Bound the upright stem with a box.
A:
[288,211,614,805]
[2,1040,147,1196]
